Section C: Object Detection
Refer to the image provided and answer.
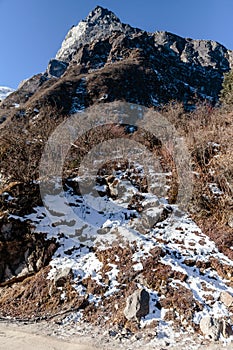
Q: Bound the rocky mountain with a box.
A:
[0,6,233,347]
[1,5,233,119]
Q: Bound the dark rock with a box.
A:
[47,59,69,78]
[0,216,58,285]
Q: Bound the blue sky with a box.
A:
[1,0,233,89]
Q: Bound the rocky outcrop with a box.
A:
[56,6,138,62]
[0,216,57,286]
[0,182,58,286]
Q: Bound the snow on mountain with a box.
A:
[0,86,14,101]
[56,5,136,62]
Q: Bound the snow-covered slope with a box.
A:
[4,162,233,342]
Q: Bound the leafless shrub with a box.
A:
[162,102,233,226]
[0,106,63,183]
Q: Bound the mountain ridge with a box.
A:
[54,5,233,72]
[1,5,232,118]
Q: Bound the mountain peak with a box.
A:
[85,5,121,24]
[56,6,126,61]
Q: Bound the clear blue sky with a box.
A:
[1,0,233,89]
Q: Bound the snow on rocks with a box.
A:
[56,20,88,61]
[55,6,129,62]
[1,161,233,342]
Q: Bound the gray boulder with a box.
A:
[124,288,150,321]
[141,207,165,229]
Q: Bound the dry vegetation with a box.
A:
[161,102,233,258]
[0,99,232,258]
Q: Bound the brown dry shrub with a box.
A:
[0,106,64,183]
[161,102,233,256]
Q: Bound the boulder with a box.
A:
[141,207,164,229]
[220,291,233,308]
[199,316,221,340]
[47,59,68,78]
[200,316,233,340]
[124,288,150,321]
[53,267,73,287]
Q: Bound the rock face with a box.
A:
[124,289,150,321]
[51,5,233,107]
[56,6,137,62]
[1,5,233,120]
[0,216,57,285]
[0,183,58,285]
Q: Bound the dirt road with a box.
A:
[0,325,97,350]
[0,323,232,350]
